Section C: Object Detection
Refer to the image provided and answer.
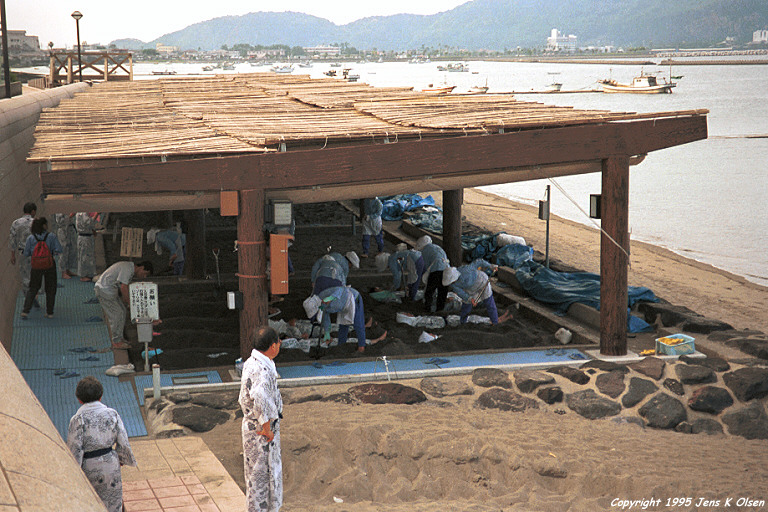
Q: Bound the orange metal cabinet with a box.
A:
[270,233,293,295]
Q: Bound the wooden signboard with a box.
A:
[120,227,144,258]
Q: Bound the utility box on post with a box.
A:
[270,233,293,295]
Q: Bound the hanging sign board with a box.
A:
[129,282,160,322]
[120,227,144,258]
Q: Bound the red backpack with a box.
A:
[31,233,54,270]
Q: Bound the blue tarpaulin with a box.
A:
[381,194,437,220]
[495,243,534,269]
[511,260,658,332]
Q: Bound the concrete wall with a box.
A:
[0,83,106,511]
[0,346,107,511]
[0,83,90,351]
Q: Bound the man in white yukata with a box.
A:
[54,212,78,278]
[75,212,100,281]
[94,260,153,349]
[8,202,36,299]
[67,376,136,512]
[239,326,284,512]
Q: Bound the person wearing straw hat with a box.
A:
[442,265,512,325]
[360,197,384,258]
[416,235,450,313]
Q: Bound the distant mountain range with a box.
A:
[111,0,768,52]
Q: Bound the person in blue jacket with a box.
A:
[21,217,63,319]
[310,254,348,294]
[304,285,368,353]
[442,265,511,325]
[382,244,424,301]
[416,235,450,313]
[361,197,384,257]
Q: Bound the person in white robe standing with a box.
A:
[67,376,136,512]
[239,326,284,512]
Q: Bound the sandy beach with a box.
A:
[171,189,768,511]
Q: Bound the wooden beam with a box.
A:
[39,116,707,196]
[238,189,268,359]
[268,161,603,204]
[599,156,630,356]
[41,192,219,213]
[443,189,463,266]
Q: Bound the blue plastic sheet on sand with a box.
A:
[512,260,658,328]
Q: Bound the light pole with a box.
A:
[71,10,83,82]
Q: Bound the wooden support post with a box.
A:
[183,210,206,279]
[104,55,109,81]
[67,55,72,83]
[238,189,268,359]
[129,54,133,81]
[599,156,630,356]
[443,189,463,266]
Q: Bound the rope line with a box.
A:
[546,177,632,266]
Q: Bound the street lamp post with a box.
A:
[71,10,83,82]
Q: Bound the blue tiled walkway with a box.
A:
[10,279,147,438]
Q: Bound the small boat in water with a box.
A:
[201,65,214,72]
[221,63,235,70]
[271,65,294,73]
[421,83,456,94]
[545,72,562,92]
[599,72,675,94]
[437,63,469,72]
[152,70,177,75]
[323,69,337,77]
[466,85,489,94]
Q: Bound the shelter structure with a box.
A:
[27,73,708,357]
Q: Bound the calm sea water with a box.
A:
[22,59,768,287]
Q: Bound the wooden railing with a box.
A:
[49,50,133,84]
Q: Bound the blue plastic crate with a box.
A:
[655,334,695,355]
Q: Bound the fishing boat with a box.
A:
[342,68,360,82]
[421,83,456,94]
[270,65,294,74]
[201,65,214,72]
[437,63,469,72]
[545,72,562,92]
[599,72,675,94]
[152,70,177,75]
[221,63,235,70]
[466,85,489,94]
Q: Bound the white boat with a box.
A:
[421,84,456,94]
[466,85,489,95]
[437,63,469,72]
[152,70,177,75]
[201,65,214,72]
[545,72,562,92]
[271,65,294,74]
[599,72,675,94]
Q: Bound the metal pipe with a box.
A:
[545,185,551,268]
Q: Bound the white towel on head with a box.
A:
[396,243,408,252]
[375,252,390,272]
[303,295,321,319]
[415,235,432,251]
[442,267,460,286]
[345,251,360,269]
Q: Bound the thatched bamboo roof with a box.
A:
[28,73,707,164]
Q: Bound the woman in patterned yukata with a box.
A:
[239,326,284,512]
[67,376,136,512]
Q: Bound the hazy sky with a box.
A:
[8,0,469,48]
